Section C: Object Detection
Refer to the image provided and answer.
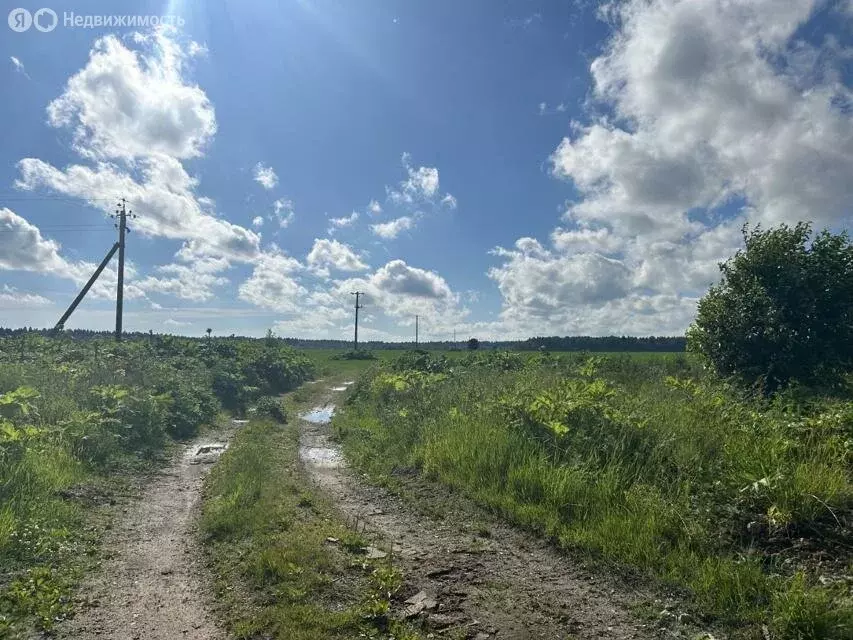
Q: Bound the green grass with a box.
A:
[200,383,423,640]
[333,352,853,639]
[0,333,315,637]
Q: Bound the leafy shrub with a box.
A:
[688,223,853,390]
[0,388,43,471]
[332,350,377,361]
[255,396,287,423]
[156,373,220,440]
[464,350,527,371]
[89,385,169,457]
[391,350,449,373]
[212,368,254,415]
[159,378,220,440]
[62,410,120,466]
[241,346,314,395]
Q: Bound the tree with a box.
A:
[687,222,853,390]
[467,338,480,351]
[206,328,212,339]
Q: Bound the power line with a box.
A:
[0,226,116,233]
[0,195,120,201]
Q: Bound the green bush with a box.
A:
[688,223,853,390]
[255,396,287,423]
[212,368,253,414]
[332,350,378,361]
[159,377,219,440]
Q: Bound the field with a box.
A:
[0,333,313,636]
[333,349,853,639]
[1,337,850,639]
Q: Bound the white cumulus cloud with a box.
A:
[306,238,368,274]
[253,162,279,190]
[328,211,358,234]
[491,0,853,336]
[371,216,414,239]
[46,31,215,161]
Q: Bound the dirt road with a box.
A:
[299,385,673,640]
[55,430,234,640]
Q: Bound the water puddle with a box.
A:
[189,442,228,465]
[299,405,336,424]
[342,381,355,386]
[330,386,348,392]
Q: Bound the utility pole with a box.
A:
[113,198,134,341]
[415,315,419,347]
[53,196,136,338]
[350,291,364,350]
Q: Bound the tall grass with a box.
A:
[334,352,853,639]
[0,334,315,636]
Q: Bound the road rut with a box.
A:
[55,431,232,640]
[299,385,665,640]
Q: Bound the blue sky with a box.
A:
[1,0,852,340]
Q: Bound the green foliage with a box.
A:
[771,573,853,639]
[391,350,450,373]
[467,338,480,351]
[210,340,314,414]
[688,223,853,390]
[331,350,378,361]
[255,396,288,423]
[1,566,74,631]
[0,332,315,636]
[201,409,423,640]
[158,377,220,440]
[335,354,853,639]
[212,368,252,414]
[464,350,529,371]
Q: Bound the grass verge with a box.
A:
[333,352,853,640]
[199,385,423,640]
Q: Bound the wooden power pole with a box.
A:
[114,199,127,341]
[415,315,419,347]
[350,291,364,350]
[113,198,134,341]
[54,196,135,340]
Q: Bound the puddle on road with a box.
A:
[343,381,355,386]
[189,442,228,465]
[299,405,344,469]
[300,405,336,424]
[330,386,348,392]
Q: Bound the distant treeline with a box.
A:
[0,328,686,352]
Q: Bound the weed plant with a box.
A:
[334,351,853,639]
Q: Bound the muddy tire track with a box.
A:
[299,386,669,640]
[55,429,234,640]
